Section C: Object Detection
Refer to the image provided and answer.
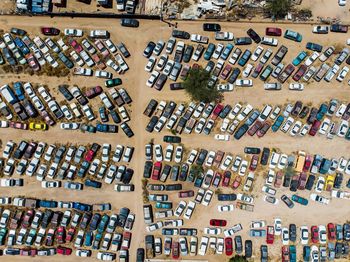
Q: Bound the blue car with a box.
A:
[14,37,30,55]
[204,43,215,60]
[245,110,260,126]
[220,43,234,60]
[284,30,303,42]
[84,231,93,246]
[77,161,90,178]
[96,123,117,133]
[218,194,237,201]
[271,115,284,132]
[238,49,251,67]
[84,179,102,188]
[39,200,58,208]
[13,82,25,100]
[303,246,311,261]
[316,103,328,120]
[292,51,307,66]
[319,158,331,174]
[306,42,323,52]
[194,174,204,188]
[73,202,92,212]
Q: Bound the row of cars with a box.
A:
[1,140,135,189]
[143,99,350,141]
[0,82,134,136]
[0,28,130,78]
[0,203,133,260]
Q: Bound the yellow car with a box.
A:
[325,175,335,191]
[29,122,47,131]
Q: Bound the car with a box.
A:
[266,27,282,36]
[247,28,261,43]
[284,29,302,42]
[203,23,221,32]
[313,25,329,34]
[121,18,139,27]
[330,24,348,33]
[306,42,323,52]
[105,78,122,88]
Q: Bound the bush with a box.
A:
[265,0,292,19]
[182,67,222,103]
[229,255,248,262]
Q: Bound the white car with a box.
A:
[95,70,112,79]
[300,226,309,245]
[64,28,83,37]
[337,66,350,81]
[235,79,253,87]
[101,144,111,162]
[299,124,310,136]
[337,120,349,137]
[174,201,187,217]
[269,152,280,169]
[319,118,331,135]
[186,149,198,165]
[305,51,320,66]
[228,103,242,119]
[145,56,156,72]
[250,220,266,229]
[290,121,302,136]
[214,134,230,141]
[289,83,304,91]
[251,46,264,61]
[41,180,61,188]
[146,70,159,87]
[339,0,347,6]
[212,44,224,59]
[281,117,294,132]
[282,227,289,245]
[217,83,234,92]
[60,123,80,130]
[184,201,196,219]
[318,225,327,244]
[277,154,288,169]
[204,227,222,235]
[202,190,213,206]
[45,53,58,68]
[2,141,15,159]
[220,155,233,171]
[217,204,234,212]
[238,160,248,176]
[310,193,330,205]
[274,218,282,235]
[154,144,163,161]
[242,63,254,77]
[205,151,216,167]
[174,146,183,163]
[164,144,174,162]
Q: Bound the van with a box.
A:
[0,85,18,105]
[295,151,306,173]
[89,30,110,39]
[313,63,330,82]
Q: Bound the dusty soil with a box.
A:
[0,15,349,262]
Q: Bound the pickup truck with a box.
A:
[215,31,234,41]
[73,67,93,76]
[236,201,254,212]
[143,99,158,117]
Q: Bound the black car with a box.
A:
[291,101,303,116]
[58,53,74,69]
[203,23,221,32]
[179,163,189,181]
[41,209,54,229]
[121,18,139,27]
[13,140,28,159]
[289,224,297,242]
[146,116,158,132]
[247,28,261,43]
[183,45,194,63]
[228,68,241,84]
[170,82,183,90]
[306,107,318,124]
[283,175,291,187]
[299,106,310,119]
[136,248,145,262]
[305,174,316,190]
[120,123,134,137]
[196,149,208,166]
[219,105,232,119]
[143,41,156,58]
[244,147,261,154]
[281,195,294,208]
[245,240,253,258]
[217,194,237,201]
[58,85,74,101]
[172,29,190,39]
[122,168,134,184]
[165,183,182,191]
[116,42,130,58]
[260,147,270,165]
[234,124,249,140]
[3,47,16,65]
[235,37,252,45]
[330,24,348,33]
[261,245,268,262]
[143,161,152,178]
[163,135,181,143]
[11,27,27,36]
[234,236,243,254]
[118,207,130,227]
[110,110,121,124]
[334,173,343,189]
[171,165,180,181]
[289,176,299,192]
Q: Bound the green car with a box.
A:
[289,245,297,262]
[284,30,302,42]
[26,228,37,245]
[105,78,122,88]
[163,135,181,143]
[0,228,8,245]
[292,51,307,66]
[291,194,308,206]
[155,202,173,209]
[97,214,110,233]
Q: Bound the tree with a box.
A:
[265,0,292,19]
[191,164,204,179]
[229,255,248,262]
[182,67,222,103]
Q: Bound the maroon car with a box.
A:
[222,171,231,187]
[41,27,60,36]
[9,121,27,130]
[178,190,194,198]
[303,155,313,172]
[210,219,227,227]
[69,38,83,53]
[210,104,224,120]
[151,161,162,180]
[220,64,232,80]
[26,54,40,72]
[248,120,263,136]
[298,172,308,190]
[225,237,233,256]
[21,210,34,228]
[309,120,321,136]
[85,86,103,99]
[257,121,271,137]
[278,63,295,83]
[292,64,307,81]
[266,27,282,36]
[56,226,66,244]
[249,155,259,171]
[172,241,179,259]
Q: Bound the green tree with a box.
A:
[182,67,222,103]
[229,255,248,262]
[191,164,204,179]
[265,0,292,19]
[284,165,295,179]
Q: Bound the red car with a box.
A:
[66,227,75,242]
[281,246,289,262]
[41,27,60,35]
[297,172,307,190]
[311,225,319,243]
[225,237,233,256]
[85,86,103,99]
[220,64,232,79]
[20,249,37,256]
[222,171,231,187]
[303,155,313,172]
[9,121,27,130]
[57,246,72,256]
[266,27,282,36]
[249,155,259,171]
[21,210,34,228]
[248,120,263,136]
[309,120,321,136]
[232,176,242,189]
[172,241,180,259]
[85,143,100,162]
[69,38,83,53]
[266,226,275,244]
[178,190,194,198]
[327,223,336,241]
[210,104,224,120]
[94,40,109,58]
[292,64,307,81]
[274,171,283,188]
[121,231,132,250]
[26,54,40,72]
[56,226,66,244]
[210,219,227,227]
[151,161,162,180]
[256,121,271,137]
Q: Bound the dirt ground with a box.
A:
[0,15,350,262]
